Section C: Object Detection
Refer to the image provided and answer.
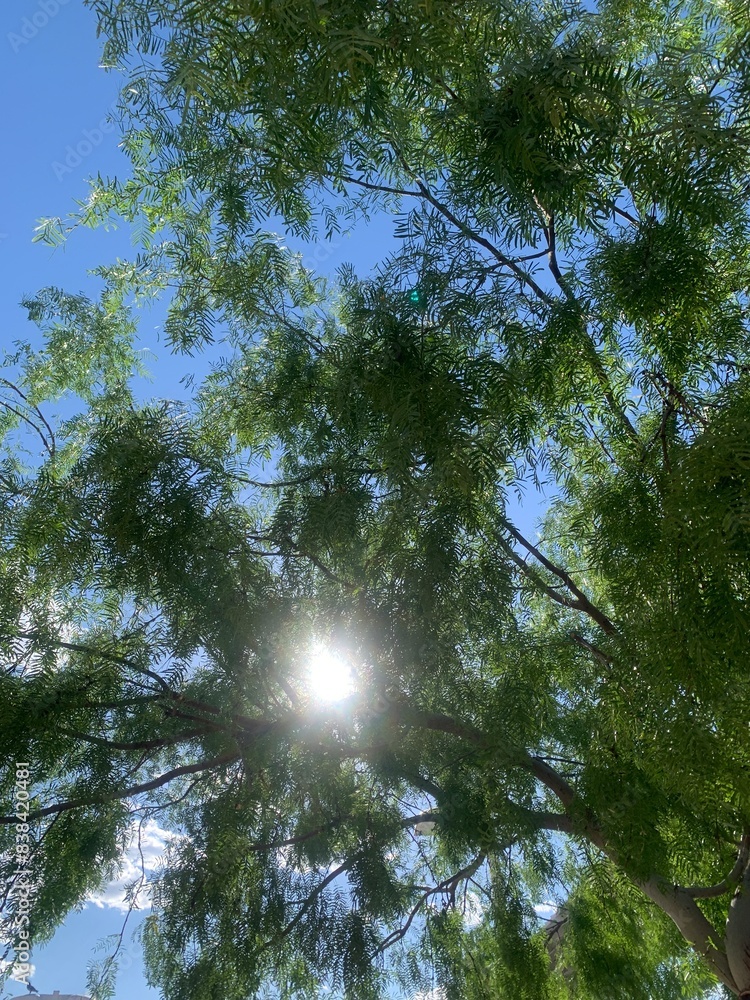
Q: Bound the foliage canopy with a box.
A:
[4,0,750,997]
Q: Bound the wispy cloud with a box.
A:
[534,902,559,920]
[0,956,36,984]
[87,820,176,913]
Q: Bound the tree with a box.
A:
[3,0,750,996]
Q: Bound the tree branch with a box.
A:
[503,541,586,613]
[385,702,577,809]
[680,831,750,899]
[638,875,735,993]
[18,633,173,695]
[386,144,554,305]
[415,182,554,304]
[0,378,56,458]
[571,633,613,667]
[584,830,738,993]
[376,853,486,954]
[0,752,239,824]
[531,200,574,301]
[499,523,618,636]
[338,172,421,199]
[19,632,270,734]
[247,811,438,858]
[262,859,353,950]
[581,340,641,446]
[57,727,208,752]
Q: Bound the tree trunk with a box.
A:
[726,868,750,996]
[582,823,737,993]
[638,876,737,994]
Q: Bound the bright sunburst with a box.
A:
[306,643,355,703]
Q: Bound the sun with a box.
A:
[306,643,355,703]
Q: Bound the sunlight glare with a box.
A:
[306,644,355,703]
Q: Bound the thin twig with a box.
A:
[376,854,486,954]
[388,144,554,305]
[500,523,618,636]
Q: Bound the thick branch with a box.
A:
[386,702,577,809]
[638,876,736,993]
[531,201,574,301]
[57,727,207,752]
[583,827,738,993]
[681,831,750,899]
[287,546,356,591]
[545,211,573,298]
[571,633,613,667]
[528,758,577,811]
[503,541,586,612]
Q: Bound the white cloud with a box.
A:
[534,902,558,920]
[412,989,447,1000]
[0,957,36,983]
[462,888,485,929]
[87,820,176,913]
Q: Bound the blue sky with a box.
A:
[0,4,546,997]
[1,7,184,996]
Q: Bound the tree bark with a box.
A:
[637,876,736,994]
[725,867,750,996]
[585,827,739,993]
